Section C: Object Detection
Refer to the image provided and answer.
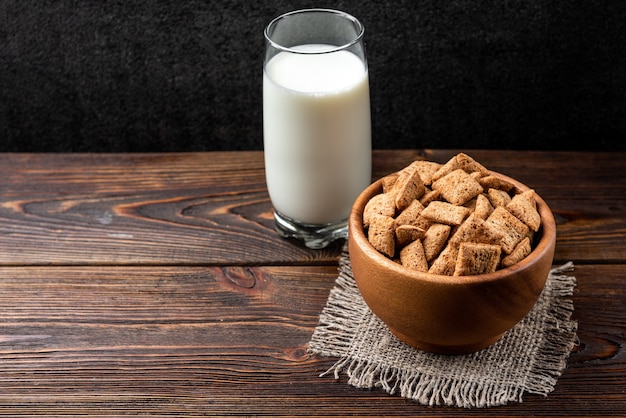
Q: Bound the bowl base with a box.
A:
[390,328,505,355]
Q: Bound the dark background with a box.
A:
[1,1,624,152]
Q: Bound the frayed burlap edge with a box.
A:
[308,249,578,408]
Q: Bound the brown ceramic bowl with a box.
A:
[348,171,556,355]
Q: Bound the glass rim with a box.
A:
[264,8,365,55]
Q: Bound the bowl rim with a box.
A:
[349,170,557,286]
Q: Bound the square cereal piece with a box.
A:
[501,237,532,268]
[394,199,425,227]
[431,155,460,183]
[405,160,442,186]
[486,206,530,254]
[400,239,429,272]
[487,188,512,207]
[392,168,425,211]
[479,175,515,192]
[363,193,396,228]
[453,242,502,276]
[395,224,426,247]
[506,190,541,232]
[474,193,495,219]
[456,153,489,177]
[421,201,470,226]
[428,244,458,276]
[518,189,537,205]
[470,172,482,182]
[448,214,504,249]
[432,169,483,206]
[412,215,434,231]
[431,152,489,183]
[420,188,441,206]
[464,196,477,212]
[422,223,451,261]
[381,173,399,194]
[367,215,396,258]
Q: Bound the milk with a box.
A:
[263,45,371,225]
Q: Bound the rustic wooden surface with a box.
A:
[0,150,623,416]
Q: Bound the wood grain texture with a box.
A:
[0,152,339,266]
[0,151,624,266]
[0,264,622,416]
[0,150,624,416]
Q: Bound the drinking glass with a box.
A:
[263,9,372,249]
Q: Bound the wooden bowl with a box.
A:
[348,171,556,354]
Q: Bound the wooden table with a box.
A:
[0,150,623,416]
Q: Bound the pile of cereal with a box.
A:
[363,153,542,276]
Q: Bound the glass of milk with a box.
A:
[263,9,372,249]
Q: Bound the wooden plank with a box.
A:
[0,264,622,416]
[0,151,624,266]
[0,152,344,265]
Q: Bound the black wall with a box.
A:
[1,1,624,152]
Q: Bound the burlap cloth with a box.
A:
[308,247,578,408]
